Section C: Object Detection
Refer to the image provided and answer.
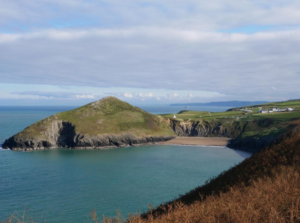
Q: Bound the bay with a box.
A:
[0,105,250,222]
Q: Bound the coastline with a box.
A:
[160,137,230,147]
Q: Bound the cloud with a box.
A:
[166,93,179,99]
[123,92,133,98]
[11,91,96,99]
[1,1,300,32]
[136,92,154,98]
[75,94,95,99]
[1,28,299,101]
[1,1,300,102]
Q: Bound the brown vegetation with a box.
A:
[102,128,300,223]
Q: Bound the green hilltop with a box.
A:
[19,96,175,139]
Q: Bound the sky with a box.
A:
[0,0,300,106]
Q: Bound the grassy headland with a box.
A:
[21,96,175,138]
[162,100,300,151]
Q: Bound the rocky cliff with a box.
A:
[2,120,175,151]
[170,119,243,137]
[170,118,292,152]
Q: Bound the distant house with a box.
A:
[287,108,294,111]
[272,107,279,112]
[173,115,176,118]
[278,108,287,112]
[259,110,269,114]
[242,109,252,112]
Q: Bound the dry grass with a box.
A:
[102,129,300,223]
[1,207,45,223]
[101,166,300,223]
[122,166,300,223]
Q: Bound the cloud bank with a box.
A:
[1,1,300,103]
[1,28,300,101]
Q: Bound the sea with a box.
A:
[0,105,251,222]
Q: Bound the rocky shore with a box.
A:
[2,121,175,151]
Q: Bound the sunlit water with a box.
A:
[0,106,250,222]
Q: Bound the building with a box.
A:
[259,110,269,114]
[173,115,176,118]
[287,108,294,111]
[278,108,287,112]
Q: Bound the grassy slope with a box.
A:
[17,97,175,139]
[161,102,300,139]
[230,99,300,112]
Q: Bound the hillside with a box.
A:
[162,103,300,152]
[170,100,268,107]
[101,124,300,223]
[227,99,300,111]
[2,97,175,150]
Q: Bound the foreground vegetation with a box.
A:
[100,125,300,223]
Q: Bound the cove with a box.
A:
[0,145,251,223]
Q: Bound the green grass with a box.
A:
[232,99,300,111]
[13,98,300,141]
[17,97,175,139]
[253,111,300,121]
[160,110,246,121]
[56,97,175,136]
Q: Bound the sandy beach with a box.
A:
[160,137,231,146]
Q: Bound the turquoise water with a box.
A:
[0,106,250,222]
[0,146,250,222]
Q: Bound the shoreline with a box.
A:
[160,137,231,147]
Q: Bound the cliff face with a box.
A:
[227,135,278,152]
[170,119,292,152]
[170,119,243,138]
[2,120,175,151]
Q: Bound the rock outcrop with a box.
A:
[2,121,175,151]
[169,119,292,152]
[170,119,243,138]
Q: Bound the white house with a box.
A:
[173,115,176,118]
[287,108,294,111]
[259,110,269,114]
[278,108,287,112]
